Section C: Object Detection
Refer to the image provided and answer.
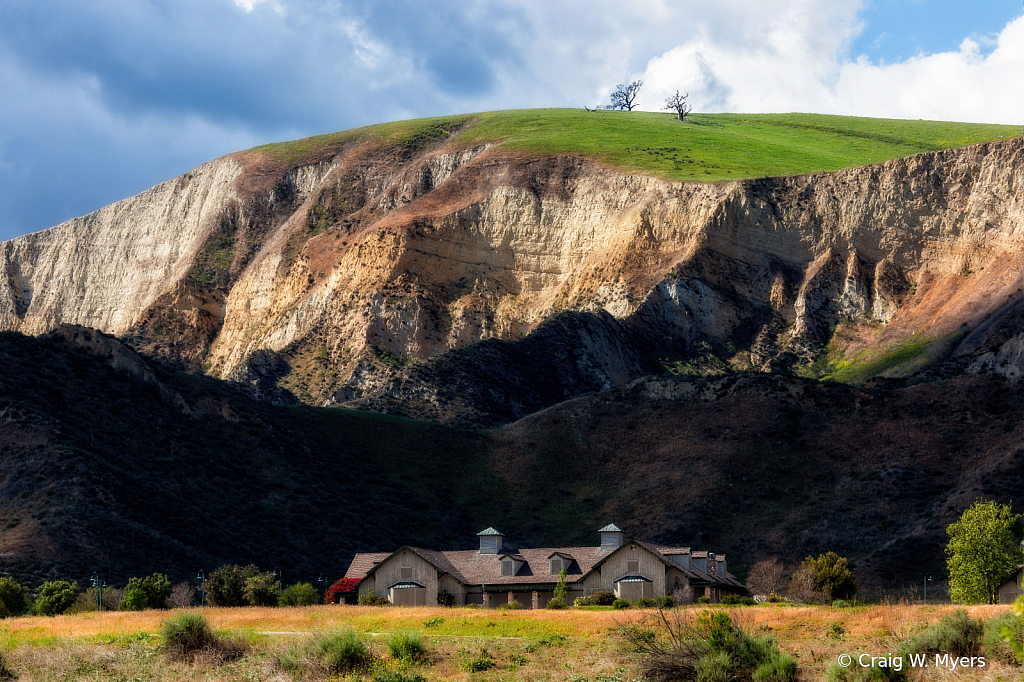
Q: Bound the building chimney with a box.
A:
[477,527,504,554]
[598,523,625,550]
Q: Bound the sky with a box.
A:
[1,0,1021,241]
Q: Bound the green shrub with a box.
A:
[0,577,29,617]
[207,565,264,607]
[985,611,1024,663]
[722,594,757,606]
[497,599,522,610]
[313,628,371,674]
[437,589,455,607]
[386,631,426,661]
[612,599,631,609]
[591,590,616,605]
[35,580,79,616]
[825,621,847,640]
[546,598,566,610]
[656,595,675,608]
[160,610,247,663]
[831,599,852,608]
[423,616,444,627]
[907,609,983,657]
[279,582,320,606]
[463,648,495,672]
[622,609,798,682]
[121,573,172,611]
[697,595,711,604]
[244,572,280,607]
[695,651,733,682]
[635,597,657,608]
[359,589,390,606]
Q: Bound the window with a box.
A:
[401,566,412,580]
[501,559,514,576]
[627,560,639,573]
[550,558,563,575]
[481,537,498,550]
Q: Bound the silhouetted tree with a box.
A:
[664,90,692,121]
[610,80,643,110]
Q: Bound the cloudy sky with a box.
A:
[1,0,1021,241]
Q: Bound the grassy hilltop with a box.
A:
[251,108,1021,181]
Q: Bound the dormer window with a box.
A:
[550,558,563,575]
[501,558,515,576]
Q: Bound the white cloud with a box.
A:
[637,5,1022,124]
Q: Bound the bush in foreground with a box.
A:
[386,631,426,661]
[621,609,797,682]
[313,628,372,674]
[160,611,247,664]
[985,610,1024,663]
[358,589,389,606]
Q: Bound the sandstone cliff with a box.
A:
[0,127,1020,417]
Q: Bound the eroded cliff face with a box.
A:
[0,133,1020,412]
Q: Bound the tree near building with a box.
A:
[35,580,79,616]
[746,557,786,597]
[803,552,858,601]
[946,499,1022,604]
[610,80,643,111]
[664,90,692,121]
[121,573,172,610]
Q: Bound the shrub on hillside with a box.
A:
[0,577,29,618]
[121,573,172,611]
[621,608,797,682]
[34,580,79,616]
[279,582,320,606]
[313,628,371,674]
[160,610,246,664]
[906,609,983,658]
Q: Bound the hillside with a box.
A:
[0,327,1019,594]
[0,110,1019,424]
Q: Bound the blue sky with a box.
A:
[0,0,1021,241]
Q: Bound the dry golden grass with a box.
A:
[0,603,1017,681]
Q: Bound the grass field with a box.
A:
[249,108,1021,182]
[0,603,1017,681]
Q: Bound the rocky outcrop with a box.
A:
[0,130,1020,414]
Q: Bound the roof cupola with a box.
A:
[477,527,504,554]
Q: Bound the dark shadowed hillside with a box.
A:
[0,327,1019,593]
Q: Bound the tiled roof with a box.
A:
[343,552,390,581]
[347,541,744,591]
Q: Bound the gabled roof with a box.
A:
[598,524,624,533]
[343,552,391,581]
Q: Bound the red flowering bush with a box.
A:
[325,578,360,604]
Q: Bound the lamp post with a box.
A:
[90,574,105,611]
[923,575,932,604]
[196,571,206,607]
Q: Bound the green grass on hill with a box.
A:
[250,108,1021,182]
